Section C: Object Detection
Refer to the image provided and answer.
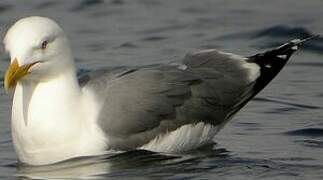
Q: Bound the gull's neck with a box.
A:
[15,65,81,125]
[11,63,85,165]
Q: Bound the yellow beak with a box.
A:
[4,58,38,91]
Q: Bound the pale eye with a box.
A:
[41,40,48,50]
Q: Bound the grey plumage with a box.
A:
[80,50,257,150]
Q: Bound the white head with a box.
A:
[3,16,74,90]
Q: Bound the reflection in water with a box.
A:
[17,154,115,179]
[16,146,226,179]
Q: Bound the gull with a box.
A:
[3,16,317,166]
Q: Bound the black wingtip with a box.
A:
[293,34,320,46]
[272,34,320,54]
[250,34,320,61]
[248,34,320,69]
[225,35,319,120]
[247,35,319,95]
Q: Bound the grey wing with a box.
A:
[82,49,258,150]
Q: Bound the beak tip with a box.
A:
[4,58,32,93]
[4,58,38,93]
[4,75,14,92]
[4,83,12,93]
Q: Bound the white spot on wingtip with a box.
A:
[291,39,301,43]
[277,55,287,59]
[291,45,298,50]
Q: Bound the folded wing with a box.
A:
[81,49,261,149]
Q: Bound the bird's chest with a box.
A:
[11,83,83,164]
[12,83,79,137]
[12,97,79,143]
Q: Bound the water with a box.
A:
[0,0,322,179]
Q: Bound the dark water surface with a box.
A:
[0,0,322,179]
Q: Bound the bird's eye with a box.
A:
[41,40,48,50]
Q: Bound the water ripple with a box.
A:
[264,107,301,114]
[141,36,168,42]
[284,128,323,137]
[292,62,323,68]
[216,25,323,53]
[72,0,104,11]
[114,42,138,49]
[253,97,321,110]
[0,3,12,14]
[140,24,188,34]
[34,1,58,9]
[295,139,323,148]
[252,25,313,39]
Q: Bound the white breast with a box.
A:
[11,77,107,165]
